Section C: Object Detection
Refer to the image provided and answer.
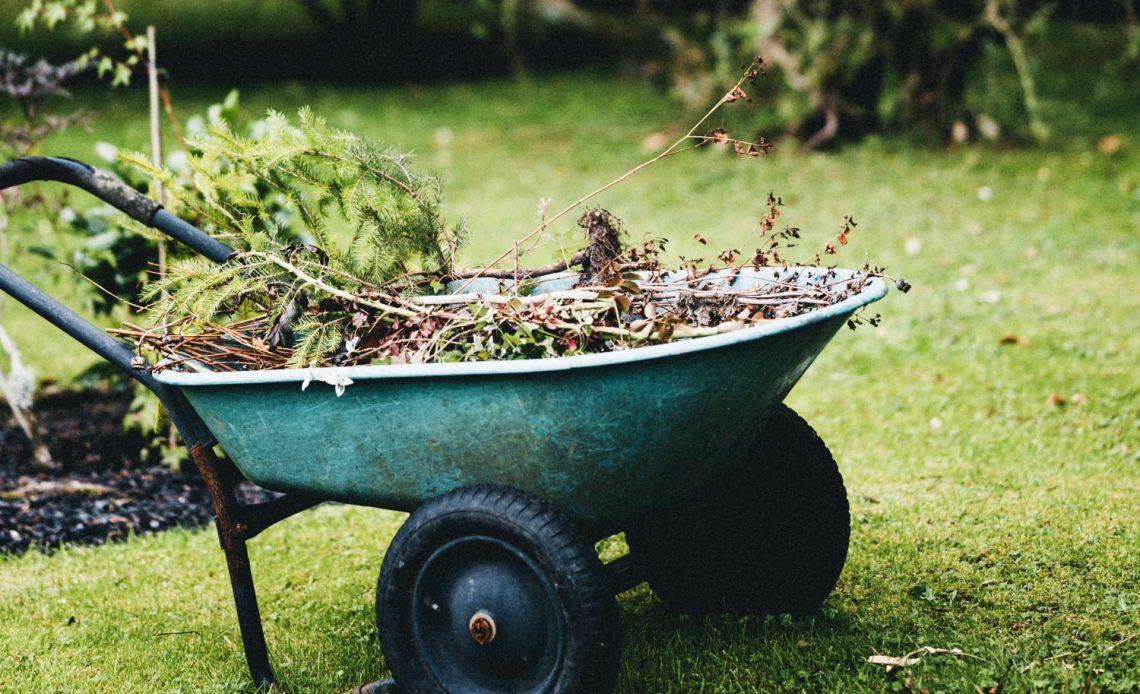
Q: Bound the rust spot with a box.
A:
[468,611,496,646]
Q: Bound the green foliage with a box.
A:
[17,0,144,87]
[126,108,459,367]
[666,0,1092,144]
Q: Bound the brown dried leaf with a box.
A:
[693,233,708,245]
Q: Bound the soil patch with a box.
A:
[1,387,272,555]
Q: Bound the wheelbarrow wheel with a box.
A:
[375,485,622,694]
[625,404,849,617]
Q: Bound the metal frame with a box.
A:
[0,156,317,688]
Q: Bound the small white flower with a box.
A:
[345,336,360,354]
[977,186,993,202]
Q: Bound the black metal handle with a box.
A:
[0,156,228,446]
[0,156,236,263]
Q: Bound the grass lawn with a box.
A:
[2,33,1139,693]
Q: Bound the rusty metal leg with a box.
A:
[189,444,277,689]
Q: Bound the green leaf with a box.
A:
[111,62,132,86]
[43,2,68,28]
[16,8,38,32]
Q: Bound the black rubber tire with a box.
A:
[624,404,850,617]
[375,485,622,694]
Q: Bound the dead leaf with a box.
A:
[999,334,1029,347]
[693,233,707,245]
[1047,392,1065,407]
[1097,134,1121,154]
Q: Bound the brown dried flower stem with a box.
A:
[457,60,767,289]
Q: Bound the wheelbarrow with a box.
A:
[0,156,888,693]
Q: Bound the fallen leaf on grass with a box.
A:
[999,334,1029,347]
[867,646,981,673]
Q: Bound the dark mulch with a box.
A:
[1,386,272,556]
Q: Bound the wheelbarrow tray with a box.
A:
[154,267,886,529]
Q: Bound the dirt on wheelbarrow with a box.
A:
[0,386,275,556]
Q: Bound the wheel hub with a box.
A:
[411,535,564,692]
[468,610,497,646]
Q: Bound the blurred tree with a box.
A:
[481,0,1134,146]
[723,0,1053,146]
[656,0,1136,146]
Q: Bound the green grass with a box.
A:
[3,40,1140,693]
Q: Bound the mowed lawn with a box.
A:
[2,52,1139,692]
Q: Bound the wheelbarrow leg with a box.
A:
[189,444,277,689]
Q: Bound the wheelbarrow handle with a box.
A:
[0,156,236,263]
[0,156,227,447]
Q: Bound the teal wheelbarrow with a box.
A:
[0,157,887,693]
